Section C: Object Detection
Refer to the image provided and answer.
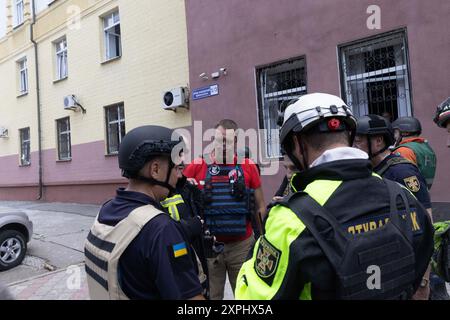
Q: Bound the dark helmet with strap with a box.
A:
[434,97,450,128]
[392,117,422,136]
[356,115,395,159]
[119,125,185,194]
[279,93,357,171]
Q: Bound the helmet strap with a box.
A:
[367,136,389,159]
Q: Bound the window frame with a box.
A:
[19,127,30,166]
[14,0,24,27]
[103,11,122,61]
[338,28,414,120]
[55,37,68,80]
[18,57,28,95]
[56,117,72,161]
[256,56,308,159]
[105,103,125,155]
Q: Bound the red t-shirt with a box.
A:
[183,155,261,243]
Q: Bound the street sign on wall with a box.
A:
[192,84,219,100]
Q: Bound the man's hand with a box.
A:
[187,178,199,186]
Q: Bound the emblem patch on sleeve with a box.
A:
[254,236,281,285]
[403,176,420,193]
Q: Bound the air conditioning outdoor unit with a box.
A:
[64,95,86,113]
[162,87,189,111]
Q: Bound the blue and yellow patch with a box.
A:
[172,242,188,258]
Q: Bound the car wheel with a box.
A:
[0,230,27,271]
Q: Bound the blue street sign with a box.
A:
[192,84,219,101]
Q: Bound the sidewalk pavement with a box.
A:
[8,264,89,300]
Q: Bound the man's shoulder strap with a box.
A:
[378,156,412,176]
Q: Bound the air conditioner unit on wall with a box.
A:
[162,87,189,111]
[0,127,8,138]
[64,95,86,113]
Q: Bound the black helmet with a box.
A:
[392,117,422,136]
[434,97,450,128]
[119,126,184,193]
[356,114,395,146]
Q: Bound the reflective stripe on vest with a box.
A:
[235,179,342,300]
[84,205,163,300]
[394,141,436,188]
[161,194,185,221]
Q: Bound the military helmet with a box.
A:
[392,117,422,136]
[119,125,184,178]
[356,114,395,147]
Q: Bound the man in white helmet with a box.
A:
[235,93,434,300]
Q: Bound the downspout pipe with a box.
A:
[30,0,43,200]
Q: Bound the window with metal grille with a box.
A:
[19,127,30,166]
[257,57,307,159]
[14,0,24,26]
[55,37,68,80]
[56,117,71,160]
[18,58,28,94]
[339,29,412,121]
[103,11,121,61]
[105,103,125,154]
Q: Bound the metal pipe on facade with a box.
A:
[30,0,43,200]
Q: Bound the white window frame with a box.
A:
[339,30,413,119]
[257,57,307,159]
[57,117,71,160]
[18,58,28,94]
[105,103,125,154]
[55,38,68,80]
[19,127,30,166]
[14,0,24,27]
[103,11,121,61]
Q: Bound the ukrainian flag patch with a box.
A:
[173,242,188,258]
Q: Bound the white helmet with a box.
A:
[279,93,356,147]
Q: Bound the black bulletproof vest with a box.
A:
[286,179,416,300]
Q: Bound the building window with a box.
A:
[256,57,307,158]
[103,11,121,61]
[105,103,125,154]
[56,117,71,160]
[55,38,68,80]
[18,58,28,95]
[14,0,24,26]
[19,127,30,166]
[339,29,412,121]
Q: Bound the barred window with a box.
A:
[257,57,307,158]
[19,127,30,166]
[105,103,125,154]
[339,29,412,121]
[56,117,71,160]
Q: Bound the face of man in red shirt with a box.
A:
[212,126,237,165]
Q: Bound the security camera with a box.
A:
[219,68,228,76]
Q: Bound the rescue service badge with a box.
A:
[255,236,281,281]
[404,176,420,193]
[209,165,221,176]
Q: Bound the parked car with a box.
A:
[0,210,33,271]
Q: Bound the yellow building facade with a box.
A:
[0,0,191,203]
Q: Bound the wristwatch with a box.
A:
[420,278,429,288]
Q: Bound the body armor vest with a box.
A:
[202,164,254,237]
[84,205,163,300]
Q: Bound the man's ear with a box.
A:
[147,160,160,179]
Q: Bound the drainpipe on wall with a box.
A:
[30,0,43,200]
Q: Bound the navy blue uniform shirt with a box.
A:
[374,153,432,209]
[98,188,202,300]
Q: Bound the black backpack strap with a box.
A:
[285,192,349,270]
[384,179,414,244]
